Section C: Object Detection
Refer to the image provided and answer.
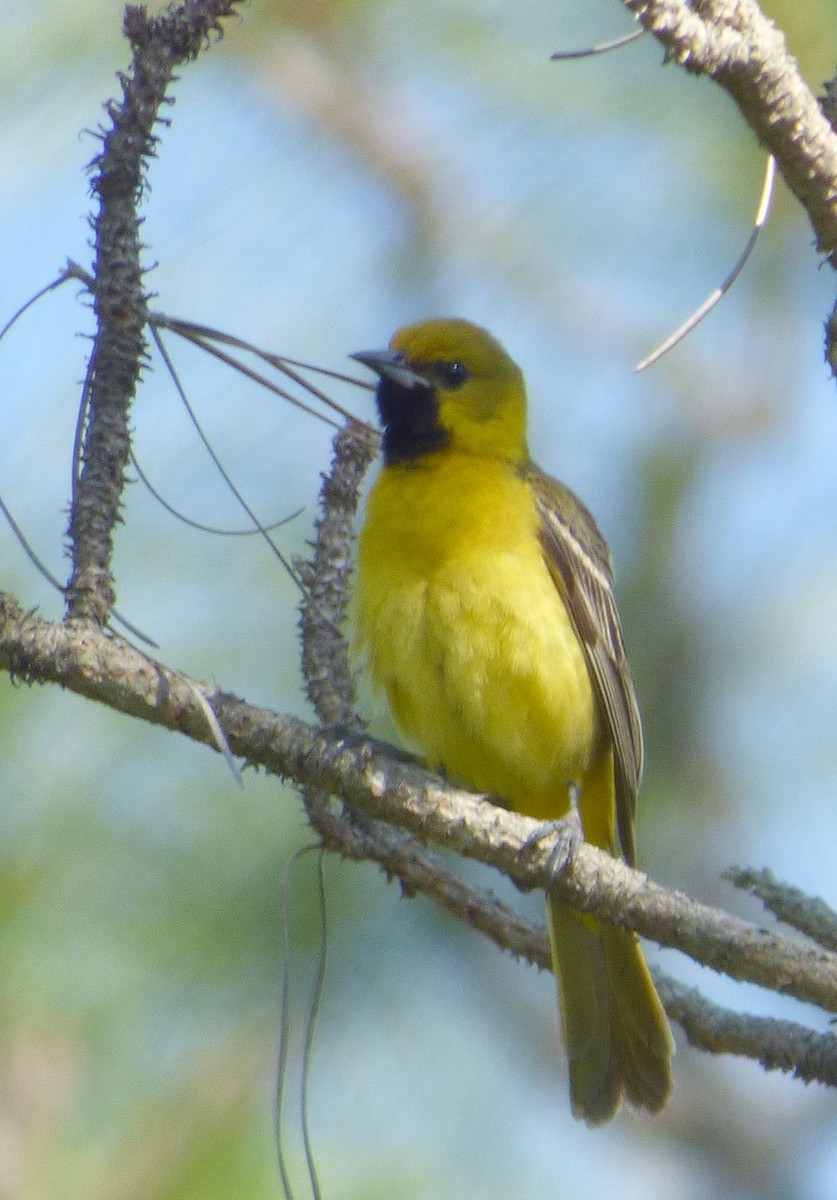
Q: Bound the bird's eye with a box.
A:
[439,360,469,389]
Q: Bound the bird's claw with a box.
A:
[517,810,582,891]
[320,723,422,767]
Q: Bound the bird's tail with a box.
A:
[547,896,673,1125]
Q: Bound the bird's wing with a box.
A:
[527,465,643,866]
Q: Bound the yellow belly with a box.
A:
[353,453,600,819]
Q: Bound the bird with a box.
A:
[350,317,673,1125]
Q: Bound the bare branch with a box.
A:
[66,0,244,623]
[658,975,837,1085]
[296,422,379,726]
[1,591,836,1020]
[306,790,837,1088]
[4,586,836,1083]
[622,0,837,264]
[725,866,837,954]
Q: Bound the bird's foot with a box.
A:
[319,720,364,744]
[517,810,582,891]
[319,723,422,767]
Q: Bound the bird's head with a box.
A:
[352,318,528,466]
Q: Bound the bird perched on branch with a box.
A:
[351,318,673,1125]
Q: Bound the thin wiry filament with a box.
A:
[300,849,327,1200]
[0,488,157,646]
[636,155,777,372]
[0,270,73,344]
[131,451,304,537]
[551,27,645,62]
[71,345,96,506]
[150,324,308,595]
[0,490,66,593]
[150,312,376,430]
[275,844,327,1200]
[276,850,300,1200]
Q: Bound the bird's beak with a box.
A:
[350,349,429,390]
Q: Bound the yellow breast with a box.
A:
[353,452,600,817]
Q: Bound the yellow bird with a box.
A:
[351,318,673,1125]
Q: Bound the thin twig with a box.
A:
[296,422,378,726]
[131,452,304,537]
[725,867,837,955]
[658,974,837,1085]
[151,313,376,424]
[66,0,244,623]
[1,594,836,1079]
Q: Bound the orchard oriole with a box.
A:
[351,318,673,1125]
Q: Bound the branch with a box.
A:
[726,866,837,954]
[305,791,837,1088]
[658,975,837,1085]
[2,585,836,1083]
[2,591,836,1018]
[296,421,378,727]
[66,0,244,623]
[622,0,837,264]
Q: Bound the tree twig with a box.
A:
[725,866,837,954]
[295,420,378,727]
[3,583,836,1084]
[658,974,837,1085]
[2,591,836,1020]
[66,0,244,623]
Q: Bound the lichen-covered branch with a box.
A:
[305,789,837,1088]
[295,421,378,726]
[1,586,836,1083]
[726,866,837,954]
[2,590,836,1022]
[622,0,837,264]
[658,975,837,1085]
[66,0,243,623]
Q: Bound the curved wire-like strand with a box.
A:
[275,843,325,1200]
[150,313,375,428]
[0,271,74,344]
[267,355,376,391]
[163,314,376,395]
[187,674,242,786]
[0,488,158,646]
[131,452,304,536]
[155,323,341,430]
[149,325,307,594]
[108,608,159,647]
[636,155,777,372]
[300,847,327,1200]
[275,850,300,1200]
[0,490,67,593]
[551,27,645,61]
[152,312,376,393]
[71,346,97,507]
